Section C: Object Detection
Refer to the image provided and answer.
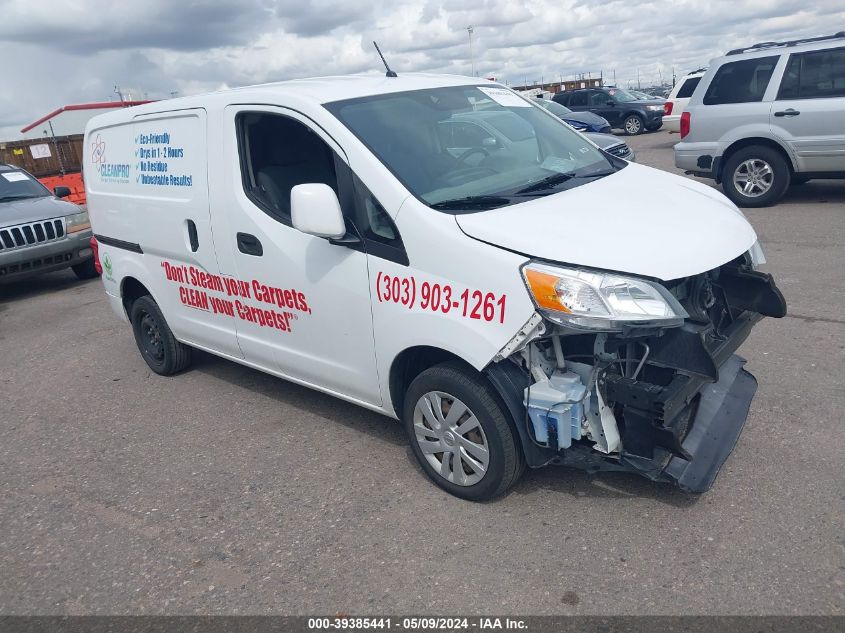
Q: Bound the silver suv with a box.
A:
[674,32,845,207]
[0,164,97,282]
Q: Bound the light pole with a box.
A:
[467,26,475,76]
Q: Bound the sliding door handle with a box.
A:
[237,232,263,256]
[186,220,199,252]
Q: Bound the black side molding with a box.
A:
[94,234,143,254]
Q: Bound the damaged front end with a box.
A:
[487,251,786,493]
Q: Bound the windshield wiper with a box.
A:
[429,195,512,211]
[515,167,618,196]
[514,172,575,195]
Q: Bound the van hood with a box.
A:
[0,195,77,227]
[455,162,757,281]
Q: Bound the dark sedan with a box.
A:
[533,98,612,134]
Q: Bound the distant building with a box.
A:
[19,101,152,140]
[514,78,603,94]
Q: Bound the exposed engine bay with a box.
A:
[487,252,786,492]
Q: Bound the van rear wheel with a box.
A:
[130,295,192,375]
[403,362,524,501]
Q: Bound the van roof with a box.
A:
[117,73,491,118]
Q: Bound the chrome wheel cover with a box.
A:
[412,391,489,486]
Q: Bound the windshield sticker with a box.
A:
[477,86,531,108]
[160,261,310,334]
[2,171,28,182]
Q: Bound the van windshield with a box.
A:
[0,169,50,203]
[325,85,619,212]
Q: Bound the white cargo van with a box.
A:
[84,73,786,500]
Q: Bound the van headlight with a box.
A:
[65,210,91,234]
[522,263,687,331]
[748,240,766,269]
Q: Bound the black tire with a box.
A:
[721,145,790,208]
[129,295,192,375]
[623,114,645,135]
[72,258,99,280]
[403,361,525,501]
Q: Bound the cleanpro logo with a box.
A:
[91,134,130,182]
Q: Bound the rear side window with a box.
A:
[703,56,778,105]
[568,92,588,107]
[554,93,569,106]
[777,47,845,100]
[676,76,702,99]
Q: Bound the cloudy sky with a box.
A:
[1,0,843,138]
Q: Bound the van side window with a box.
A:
[236,112,340,224]
[703,56,778,105]
[777,47,845,100]
[345,169,408,266]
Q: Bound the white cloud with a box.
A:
[0,0,843,139]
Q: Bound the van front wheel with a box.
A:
[403,362,524,501]
[130,295,192,375]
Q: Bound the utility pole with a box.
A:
[637,67,641,89]
[114,85,125,102]
[467,26,475,77]
[613,68,616,85]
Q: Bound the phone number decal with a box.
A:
[376,272,506,324]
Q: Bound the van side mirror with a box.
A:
[606,99,616,106]
[481,137,497,148]
[290,183,346,239]
[54,186,71,198]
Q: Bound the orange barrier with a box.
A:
[38,172,86,206]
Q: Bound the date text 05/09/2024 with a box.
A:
[307,617,527,630]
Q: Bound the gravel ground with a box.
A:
[0,128,842,615]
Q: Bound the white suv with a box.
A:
[674,32,845,207]
[663,69,706,133]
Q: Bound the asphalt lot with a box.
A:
[1,129,843,615]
